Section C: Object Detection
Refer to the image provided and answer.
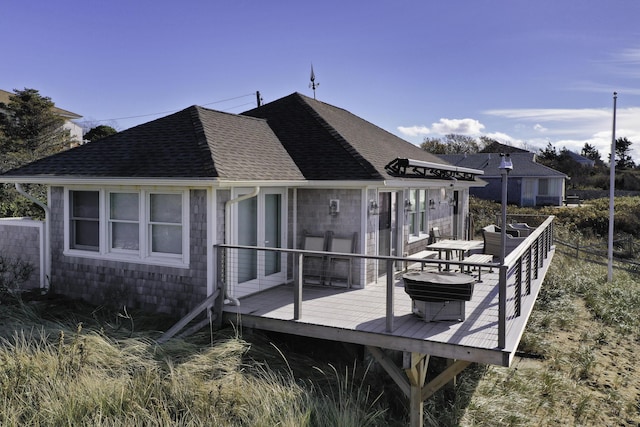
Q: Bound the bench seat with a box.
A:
[461,253,494,281]
[404,250,439,271]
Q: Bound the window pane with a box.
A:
[110,193,139,221]
[539,179,549,195]
[151,224,182,254]
[238,197,257,282]
[73,220,99,249]
[72,191,99,218]
[70,191,99,250]
[418,190,426,211]
[264,194,281,275]
[150,194,181,223]
[112,222,139,250]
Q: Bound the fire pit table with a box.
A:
[403,271,476,322]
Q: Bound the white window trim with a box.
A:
[64,187,190,268]
[407,189,430,243]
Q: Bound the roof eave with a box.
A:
[0,176,218,187]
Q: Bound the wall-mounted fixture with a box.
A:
[404,199,413,212]
[368,199,379,216]
[329,199,340,216]
[429,199,436,209]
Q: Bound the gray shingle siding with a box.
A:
[49,187,208,315]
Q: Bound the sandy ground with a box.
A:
[485,298,640,426]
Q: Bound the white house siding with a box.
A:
[64,121,83,145]
[0,218,43,289]
[49,187,209,316]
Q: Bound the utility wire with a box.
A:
[91,93,256,123]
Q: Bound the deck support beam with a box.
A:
[421,359,471,400]
[367,346,473,427]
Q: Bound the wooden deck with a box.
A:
[223,246,555,367]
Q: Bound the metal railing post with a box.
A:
[294,253,303,320]
[386,259,394,332]
[498,264,507,349]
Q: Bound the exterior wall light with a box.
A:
[368,199,379,216]
[404,199,413,212]
[329,199,339,216]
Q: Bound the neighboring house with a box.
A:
[0,92,484,315]
[0,89,83,144]
[565,150,595,168]
[440,152,567,206]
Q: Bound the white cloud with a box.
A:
[484,106,640,161]
[484,131,516,144]
[430,118,485,135]
[484,108,610,122]
[397,125,430,137]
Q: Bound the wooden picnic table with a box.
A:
[426,239,484,270]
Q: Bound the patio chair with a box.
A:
[302,231,329,285]
[429,227,454,243]
[326,232,358,288]
[507,222,534,237]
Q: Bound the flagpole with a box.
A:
[607,92,617,282]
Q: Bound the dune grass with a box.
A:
[0,298,394,426]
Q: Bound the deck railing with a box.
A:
[498,215,554,348]
[214,215,555,348]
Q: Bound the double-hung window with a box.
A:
[70,191,100,251]
[149,193,183,255]
[109,192,140,252]
[67,188,188,266]
[408,189,429,240]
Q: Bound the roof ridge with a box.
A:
[294,93,383,179]
[195,104,269,123]
[189,106,219,177]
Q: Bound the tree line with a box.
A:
[421,133,639,191]
[0,88,116,217]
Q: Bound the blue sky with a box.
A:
[3,1,640,160]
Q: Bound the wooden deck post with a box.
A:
[405,352,429,427]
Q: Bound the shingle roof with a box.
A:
[243,93,450,181]
[1,106,304,180]
[2,92,452,183]
[439,153,568,178]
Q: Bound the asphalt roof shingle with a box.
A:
[243,93,450,181]
[2,106,304,181]
[2,92,453,183]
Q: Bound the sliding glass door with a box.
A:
[231,188,286,298]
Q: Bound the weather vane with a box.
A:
[309,63,319,99]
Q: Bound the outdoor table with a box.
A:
[402,271,476,322]
[426,239,483,271]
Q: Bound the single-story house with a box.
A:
[439,152,567,207]
[1,92,485,315]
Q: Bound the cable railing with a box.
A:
[499,215,554,348]
[214,216,555,349]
